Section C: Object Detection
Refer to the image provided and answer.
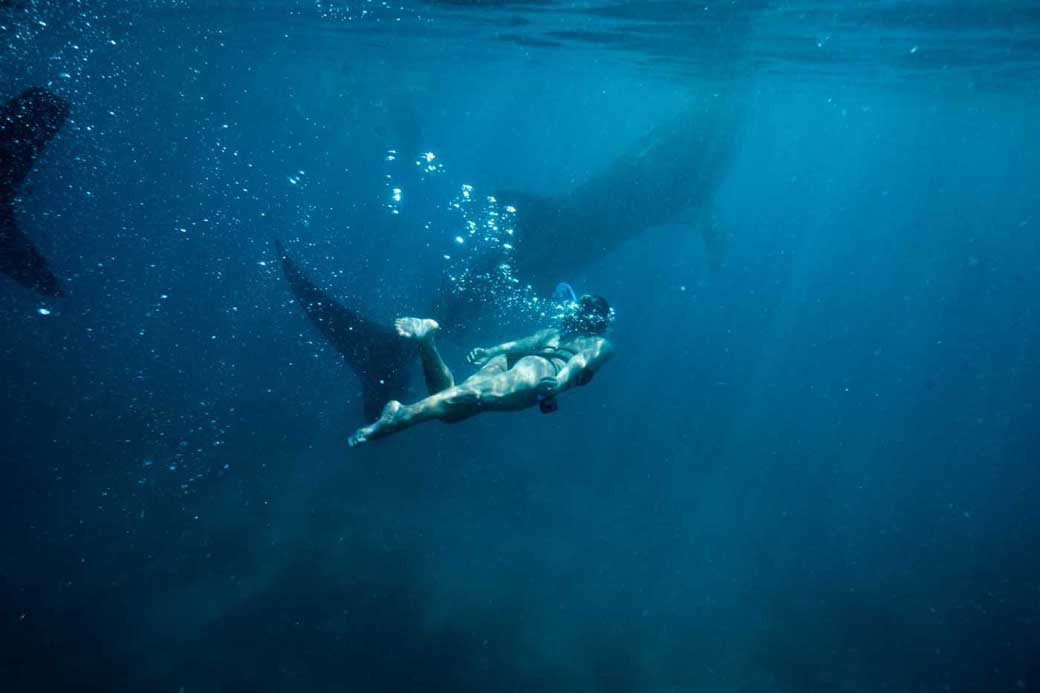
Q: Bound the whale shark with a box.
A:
[274,239,414,421]
[498,96,741,288]
[277,97,742,422]
[0,87,70,296]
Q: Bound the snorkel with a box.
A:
[553,282,579,305]
[539,283,579,413]
[540,285,612,413]
[551,283,613,336]
[552,282,583,337]
[562,295,612,337]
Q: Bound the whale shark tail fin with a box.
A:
[274,239,413,422]
[0,88,70,296]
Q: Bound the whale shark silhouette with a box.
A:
[277,98,741,421]
[0,87,70,296]
[498,97,741,287]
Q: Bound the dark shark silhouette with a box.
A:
[499,98,741,287]
[274,239,413,421]
[1,87,70,296]
[276,99,741,421]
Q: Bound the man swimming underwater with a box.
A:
[348,294,614,447]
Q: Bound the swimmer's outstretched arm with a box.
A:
[548,340,614,393]
[467,328,558,365]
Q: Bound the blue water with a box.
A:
[2,1,1039,691]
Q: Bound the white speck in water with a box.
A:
[910,45,919,54]
[455,236,465,244]
[423,151,436,162]
[37,307,51,316]
[505,205,516,214]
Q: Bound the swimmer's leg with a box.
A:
[348,389,471,447]
[395,317,453,394]
[348,357,553,447]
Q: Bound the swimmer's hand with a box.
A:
[467,347,491,366]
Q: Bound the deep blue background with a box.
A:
[2,2,1039,691]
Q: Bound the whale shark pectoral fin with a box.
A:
[1,88,71,195]
[0,204,64,296]
[0,88,70,296]
[274,239,413,422]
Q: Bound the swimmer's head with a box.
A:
[562,294,612,335]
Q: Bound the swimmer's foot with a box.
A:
[348,400,404,448]
[394,317,439,342]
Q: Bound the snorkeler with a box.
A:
[347,294,614,447]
